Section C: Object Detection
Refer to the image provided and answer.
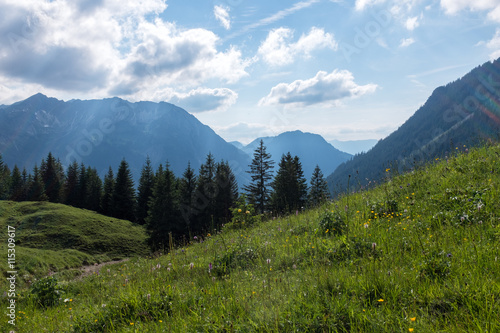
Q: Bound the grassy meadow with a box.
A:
[1,144,500,332]
[0,201,148,290]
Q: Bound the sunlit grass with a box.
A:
[2,144,500,332]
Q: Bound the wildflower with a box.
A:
[209,263,212,273]
[102,304,106,307]
[159,320,163,323]
[372,243,377,251]
[266,259,271,265]
[409,329,414,332]
[410,317,416,322]
[377,299,384,302]
[364,223,369,229]
[124,279,129,284]
[292,264,297,270]
[190,263,194,269]
[194,236,198,240]
[296,210,299,216]
[386,168,390,172]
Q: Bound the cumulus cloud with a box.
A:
[259,69,377,107]
[440,0,500,22]
[258,27,337,66]
[405,16,419,30]
[214,5,231,30]
[168,88,238,113]
[485,28,500,60]
[0,0,251,105]
[355,0,387,11]
[400,37,415,47]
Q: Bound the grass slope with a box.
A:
[3,144,500,332]
[0,201,148,288]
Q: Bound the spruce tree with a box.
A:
[41,152,63,203]
[214,161,239,228]
[111,159,136,221]
[308,165,330,207]
[271,153,307,214]
[101,167,115,216]
[63,161,80,207]
[146,163,179,251]
[76,163,88,208]
[28,165,48,201]
[20,168,29,201]
[86,167,102,212]
[244,140,274,214]
[136,157,154,225]
[179,162,197,235]
[194,153,217,233]
[0,154,10,200]
[9,165,23,201]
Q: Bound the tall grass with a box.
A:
[2,144,500,332]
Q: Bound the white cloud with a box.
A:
[400,37,415,47]
[0,0,251,103]
[168,87,238,113]
[258,27,337,66]
[259,69,377,107]
[440,0,500,22]
[214,5,231,30]
[485,28,500,60]
[355,0,387,11]
[405,16,419,30]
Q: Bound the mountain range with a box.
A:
[240,131,351,181]
[0,93,252,185]
[327,58,500,194]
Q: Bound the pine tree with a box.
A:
[28,165,48,201]
[136,157,155,225]
[41,152,63,203]
[101,167,115,216]
[271,153,307,214]
[179,162,197,235]
[146,163,179,251]
[64,161,80,207]
[244,140,274,214]
[9,165,23,201]
[111,159,136,221]
[308,165,330,207]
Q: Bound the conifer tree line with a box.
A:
[0,141,330,250]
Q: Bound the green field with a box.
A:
[0,201,148,289]
[1,144,500,332]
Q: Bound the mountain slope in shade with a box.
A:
[0,93,251,185]
[327,58,500,194]
[242,131,352,181]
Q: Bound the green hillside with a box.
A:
[3,144,500,332]
[0,201,148,288]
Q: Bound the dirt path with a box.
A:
[73,258,130,280]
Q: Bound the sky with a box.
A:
[1,0,500,144]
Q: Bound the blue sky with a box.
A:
[1,0,500,144]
